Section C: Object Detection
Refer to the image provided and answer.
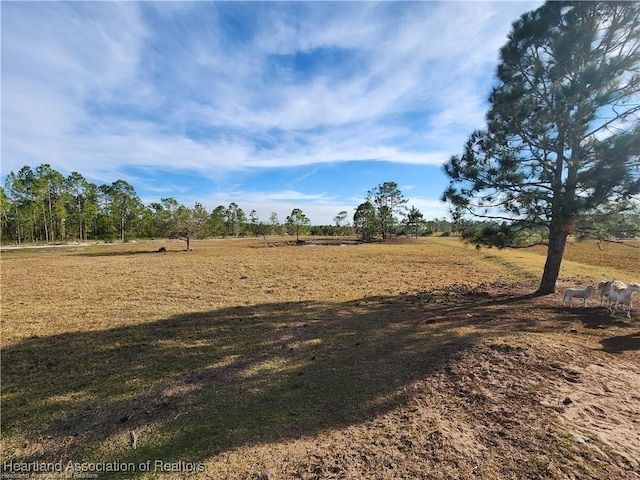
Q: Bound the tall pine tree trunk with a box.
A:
[536,227,568,295]
[42,204,49,243]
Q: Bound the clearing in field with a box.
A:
[1,237,639,479]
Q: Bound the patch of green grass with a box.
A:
[477,240,638,287]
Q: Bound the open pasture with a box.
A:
[1,237,639,479]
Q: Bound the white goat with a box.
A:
[608,282,640,318]
[607,280,627,310]
[563,285,594,308]
[598,279,626,307]
[597,280,612,306]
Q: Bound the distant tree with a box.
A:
[443,1,640,295]
[84,181,99,240]
[225,202,245,237]
[136,204,155,239]
[210,205,227,237]
[333,210,351,235]
[285,208,310,241]
[248,210,259,237]
[405,206,425,238]
[6,166,38,242]
[148,198,173,238]
[99,180,143,242]
[269,212,281,235]
[0,187,11,242]
[35,164,67,243]
[171,204,196,250]
[367,182,408,239]
[192,202,210,238]
[65,172,97,242]
[437,217,454,235]
[353,201,378,241]
[255,221,270,239]
[150,201,208,249]
[237,208,247,236]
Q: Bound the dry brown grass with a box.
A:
[1,238,515,345]
[1,237,639,479]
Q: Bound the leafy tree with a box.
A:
[171,204,199,251]
[148,200,170,238]
[192,202,210,238]
[225,202,245,237]
[1,163,75,243]
[83,181,99,240]
[136,204,156,239]
[248,210,259,237]
[443,1,640,295]
[97,185,116,241]
[285,208,310,241]
[367,181,408,239]
[147,198,207,248]
[98,180,143,242]
[255,221,271,239]
[0,187,12,242]
[353,201,378,241]
[269,212,281,235]
[35,164,67,242]
[333,211,348,227]
[423,217,453,236]
[237,208,247,236]
[405,206,425,238]
[5,166,38,242]
[65,172,97,242]
[333,210,351,235]
[210,205,228,237]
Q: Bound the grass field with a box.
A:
[1,237,639,479]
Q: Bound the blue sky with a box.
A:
[1,1,542,225]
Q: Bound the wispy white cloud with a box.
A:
[2,1,543,222]
[157,187,351,227]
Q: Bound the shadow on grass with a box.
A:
[70,248,185,258]
[548,304,637,330]
[0,288,554,474]
[0,246,178,258]
[600,332,640,353]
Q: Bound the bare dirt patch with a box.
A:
[204,283,640,480]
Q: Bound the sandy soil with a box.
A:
[207,283,640,480]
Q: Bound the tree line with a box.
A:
[0,165,453,246]
[5,1,636,299]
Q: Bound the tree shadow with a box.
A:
[548,305,637,330]
[0,288,552,474]
[600,332,640,353]
[71,248,182,257]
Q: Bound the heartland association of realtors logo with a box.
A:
[2,460,206,478]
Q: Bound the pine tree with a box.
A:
[285,208,310,242]
[443,1,640,295]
